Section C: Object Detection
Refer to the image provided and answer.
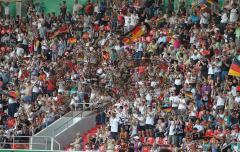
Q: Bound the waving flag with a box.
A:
[122,25,145,44]
[49,25,69,39]
[162,107,172,113]
[68,38,77,44]
[228,58,240,77]
[207,0,217,4]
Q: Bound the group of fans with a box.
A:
[0,0,240,151]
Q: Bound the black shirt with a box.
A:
[201,60,208,72]
[221,58,231,71]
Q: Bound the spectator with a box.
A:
[0,1,240,152]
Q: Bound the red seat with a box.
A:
[12,144,29,149]
[147,137,155,145]
[140,137,145,143]
[156,137,164,144]
[142,146,150,152]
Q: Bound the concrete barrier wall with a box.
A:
[55,114,96,150]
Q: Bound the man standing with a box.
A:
[4,2,10,17]
[109,112,119,141]
[60,1,67,21]
[229,4,239,23]
[73,0,82,15]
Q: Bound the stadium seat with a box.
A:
[142,146,150,152]
[140,137,145,143]
[156,137,164,144]
[147,137,155,145]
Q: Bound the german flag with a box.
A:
[207,0,217,4]
[228,58,240,77]
[185,92,193,98]
[8,91,19,99]
[122,25,145,44]
[102,51,110,61]
[162,107,172,113]
[68,38,77,44]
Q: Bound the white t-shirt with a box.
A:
[178,98,186,110]
[169,16,177,25]
[70,96,79,106]
[231,86,237,97]
[139,105,146,115]
[117,112,126,124]
[124,16,131,27]
[174,78,182,85]
[110,117,119,132]
[138,115,145,126]
[145,112,154,125]
[16,47,24,57]
[214,62,222,73]
[5,6,9,16]
[73,4,82,14]
[221,13,228,23]
[136,42,144,52]
[170,96,180,108]
[169,122,175,135]
[200,12,210,24]
[208,64,214,75]
[190,111,197,117]
[193,124,204,132]
[190,54,200,61]
[235,96,240,103]
[216,96,225,106]
[17,33,23,42]
[145,93,152,102]
[230,8,238,23]
[8,97,17,104]
[94,5,99,13]
[130,14,139,26]
[32,86,40,93]
[190,36,196,44]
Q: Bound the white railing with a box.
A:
[0,135,60,151]
[73,102,93,111]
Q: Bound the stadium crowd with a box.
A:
[0,0,240,151]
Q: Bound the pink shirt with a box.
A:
[173,39,180,49]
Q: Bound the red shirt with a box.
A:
[0,81,3,89]
[85,4,93,14]
[66,61,77,72]
[93,24,100,31]
[117,15,124,25]
[47,79,56,91]
[138,66,145,74]
[205,129,214,137]
[214,129,222,136]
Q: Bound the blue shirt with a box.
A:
[190,15,200,23]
